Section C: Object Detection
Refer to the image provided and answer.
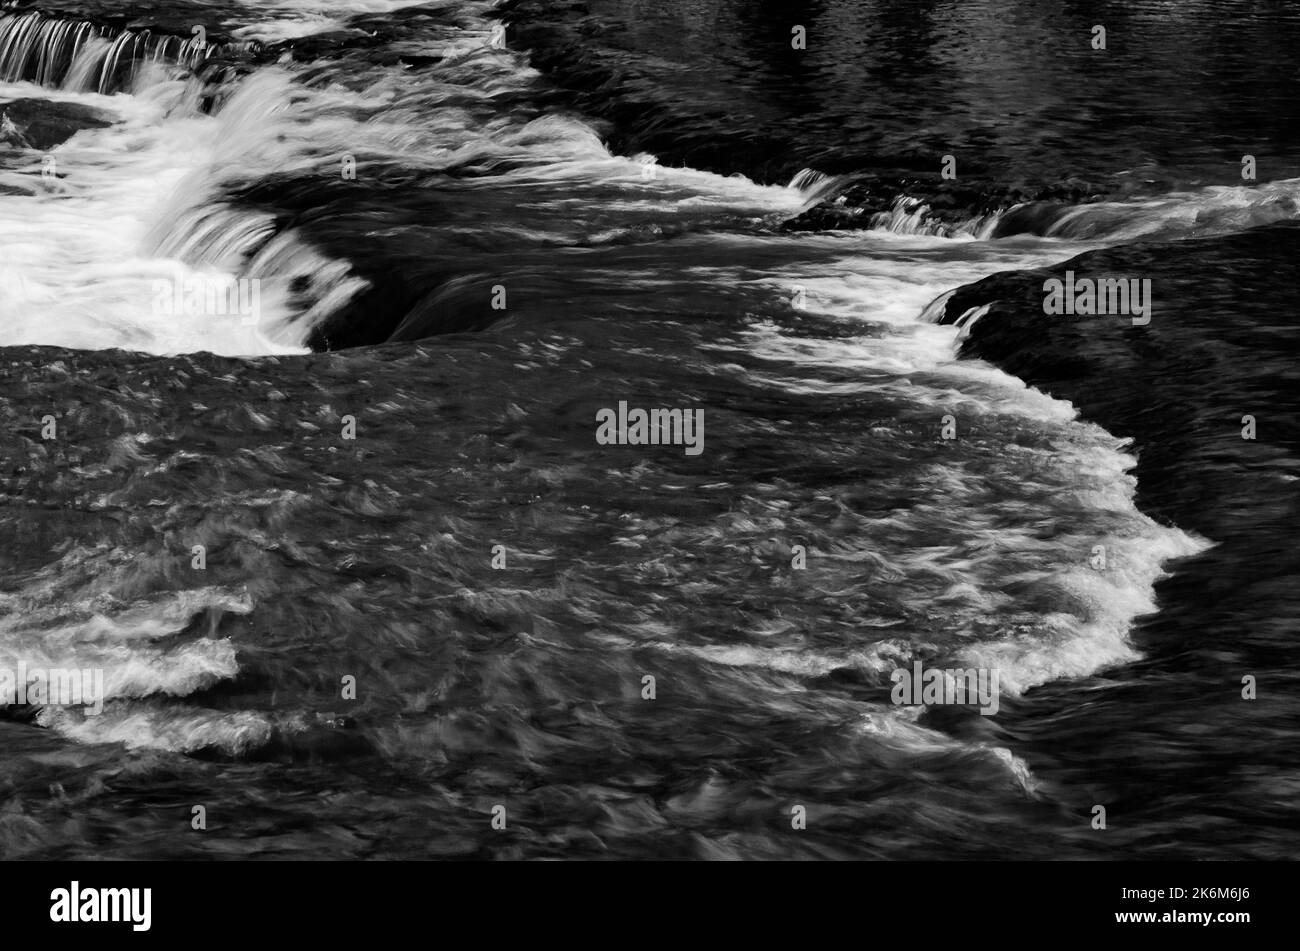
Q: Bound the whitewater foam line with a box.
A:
[0,637,239,701]
[224,0,438,44]
[37,701,311,755]
[0,582,252,698]
[905,254,1214,699]
[590,628,1041,796]
[0,583,254,638]
[844,177,1300,240]
[857,710,1043,798]
[701,228,1214,703]
[0,9,259,95]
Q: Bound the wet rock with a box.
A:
[0,99,114,150]
[779,200,870,232]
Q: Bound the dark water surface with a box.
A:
[0,0,1297,858]
[508,0,1300,209]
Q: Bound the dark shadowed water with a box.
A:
[0,0,1297,858]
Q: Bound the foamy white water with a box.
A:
[0,74,310,354]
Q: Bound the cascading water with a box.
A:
[0,9,257,94]
[0,0,1296,862]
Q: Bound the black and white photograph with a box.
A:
[0,0,1291,925]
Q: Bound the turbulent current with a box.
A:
[0,0,1296,859]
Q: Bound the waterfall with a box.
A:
[0,10,260,94]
